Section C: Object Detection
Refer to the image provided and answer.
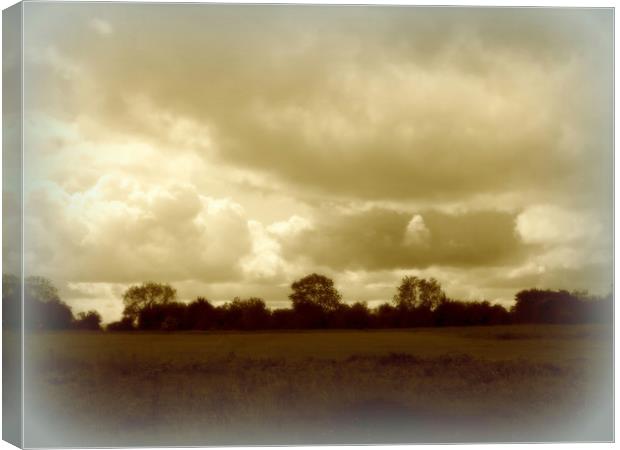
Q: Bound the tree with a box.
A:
[393,276,445,311]
[221,297,271,330]
[25,276,61,303]
[137,302,187,330]
[186,297,216,330]
[271,308,296,329]
[289,273,342,313]
[24,276,74,330]
[122,282,176,325]
[373,303,399,328]
[332,301,371,329]
[74,310,102,330]
[106,317,135,331]
[511,289,585,324]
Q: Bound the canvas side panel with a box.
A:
[3,2,24,448]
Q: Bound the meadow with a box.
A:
[22,324,613,446]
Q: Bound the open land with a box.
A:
[22,324,613,446]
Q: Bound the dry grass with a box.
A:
[21,324,612,446]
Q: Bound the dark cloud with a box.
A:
[282,207,531,271]
[24,5,612,206]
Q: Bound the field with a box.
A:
[22,324,613,446]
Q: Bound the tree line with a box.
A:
[2,273,612,332]
[3,275,103,331]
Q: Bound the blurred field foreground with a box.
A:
[24,324,613,446]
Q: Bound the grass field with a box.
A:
[22,324,613,446]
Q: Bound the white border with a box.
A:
[0,1,616,450]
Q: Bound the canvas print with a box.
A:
[2,2,614,447]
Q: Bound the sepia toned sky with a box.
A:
[18,4,612,322]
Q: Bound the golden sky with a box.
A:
[16,4,613,321]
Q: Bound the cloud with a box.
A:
[24,176,253,284]
[240,220,287,280]
[24,5,612,208]
[281,207,529,271]
[89,18,113,36]
[516,205,603,245]
[268,215,313,238]
[61,282,127,323]
[16,4,612,315]
[241,215,314,281]
[404,214,430,246]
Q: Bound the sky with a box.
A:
[11,4,613,322]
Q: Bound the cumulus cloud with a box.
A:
[24,176,252,284]
[516,205,603,245]
[268,215,313,238]
[241,220,286,280]
[241,215,314,281]
[404,214,430,246]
